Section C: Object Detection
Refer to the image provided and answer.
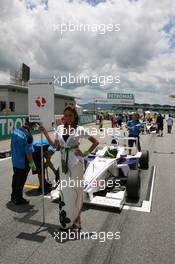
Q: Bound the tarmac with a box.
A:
[1,120,175,264]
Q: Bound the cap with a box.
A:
[25,117,39,127]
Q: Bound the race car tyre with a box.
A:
[126,170,140,199]
[139,150,149,170]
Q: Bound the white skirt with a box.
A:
[58,161,84,229]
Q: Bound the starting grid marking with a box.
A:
[44,166,156,213]
[0,155,156,213]
[24,184,39,189]
[123,166,156,213]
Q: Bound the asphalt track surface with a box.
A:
[0,122,175,264]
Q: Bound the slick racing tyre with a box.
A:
[126,170,140,199]
[140,150,149,170]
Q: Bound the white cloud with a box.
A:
[0,70,10,84]
[0,0,175,104]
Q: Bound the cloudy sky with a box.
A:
[1,0,175,105]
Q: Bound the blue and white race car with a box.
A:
[83,136,149,209]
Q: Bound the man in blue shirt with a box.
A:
[32,139,59,193]
[117,113,123,128]
[11,118,38,205]
[126,113,142,151]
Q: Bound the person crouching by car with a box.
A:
[11,118,38,205]
[32,139,59,194]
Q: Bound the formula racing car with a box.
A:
[83,136,149,209]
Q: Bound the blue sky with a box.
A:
[162,18,175,49]
[26,0,106,8]
[163,19,174,34]
[83,0,106,5]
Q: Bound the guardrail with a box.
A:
[79,114,96,125]
[0,114,96,140]
[0,115,28,140]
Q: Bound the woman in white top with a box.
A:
[41,105,99,230]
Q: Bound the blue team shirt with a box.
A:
[127,120,142,137]
[33,139,56,153]
[11,127,34,169]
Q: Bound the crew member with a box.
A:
[11,118,38,205]
[126,113,142,152]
